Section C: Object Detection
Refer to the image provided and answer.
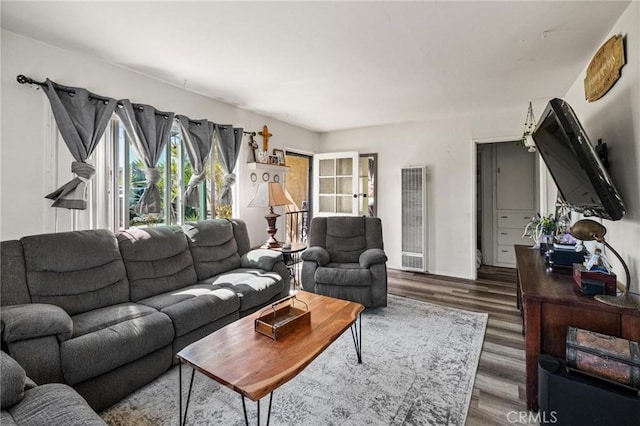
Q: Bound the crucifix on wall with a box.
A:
[258,125,272,152]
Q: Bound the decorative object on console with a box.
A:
[569,219,638,310]
[523,200,573,252]
[521,100,537,152]
[566,327,640,390]
[573,263,617,296]
[248,182,295,248]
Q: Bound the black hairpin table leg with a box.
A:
[350,312,362,363]
[242,392,274,426]
[179,363,196,426]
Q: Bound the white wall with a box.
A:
[320,120,476,279]
[0,30,319,246]
[562,3,640,295]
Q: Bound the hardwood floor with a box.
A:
[387,265,529,426]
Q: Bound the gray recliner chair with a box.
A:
[301,216,387,308]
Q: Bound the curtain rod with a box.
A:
[17,74,253,132]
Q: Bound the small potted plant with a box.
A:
[522,213,558,252]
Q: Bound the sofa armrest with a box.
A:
[1,304,73,344]
[240,249,283,271]
[301,246,330,266]
[1,351,27,409]
[359,248,388,268]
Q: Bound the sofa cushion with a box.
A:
[1,351,26,409]
[61,305,174,385]
[6,383,106,426]
[137,284,239,337]
[1,240,30,306]
[326,217,367,263]
[200,269,284,312]
[20,230,129,315]
[70,302,160,338]
[117,226,198,302]
[315,263,372,287]
[183,219,242,280]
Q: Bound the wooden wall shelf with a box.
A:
[247,162,290,173]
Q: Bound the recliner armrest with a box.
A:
[301,246,330,266]
[1,304,73,344]
[359,248,388,268]
[240,249,283,271]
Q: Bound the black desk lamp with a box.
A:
[570,219,638,310]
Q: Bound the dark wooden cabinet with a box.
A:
[515,245,640,410]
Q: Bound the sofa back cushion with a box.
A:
[20,230,129,315]
[182,219,242,281]
[117,226,198,302]
[310,217,384,263]
[1,240,30,306]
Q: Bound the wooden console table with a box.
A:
[515,245,640,411]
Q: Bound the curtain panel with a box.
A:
[177,116,215,208]
[215,124,244,206]
[43,79,117,209]
[116,100,175,214]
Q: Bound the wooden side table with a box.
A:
[269,242,307,290]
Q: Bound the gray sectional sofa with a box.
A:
[0,219,289,415]
[1,350,107,425]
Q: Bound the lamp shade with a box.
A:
[248,182,294,208]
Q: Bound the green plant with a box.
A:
[522,213,559,245]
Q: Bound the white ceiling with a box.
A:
[1,1,631,133]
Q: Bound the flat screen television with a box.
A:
[532,98,625,221]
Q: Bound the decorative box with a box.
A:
[572,263,617,296]
[566,327,640,391]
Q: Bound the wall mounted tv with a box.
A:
[532,98,625,221]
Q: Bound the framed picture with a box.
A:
[268,155,279,165]
[273,149,285,166]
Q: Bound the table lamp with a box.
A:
[569,219,638,310]
[248,182,294,248]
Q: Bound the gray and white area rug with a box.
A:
[101,295,488,426]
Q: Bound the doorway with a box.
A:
[477,141,538,267]
[284,151,311,243]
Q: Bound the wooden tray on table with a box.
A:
[255,295,310,340]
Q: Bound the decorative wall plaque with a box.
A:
[584,35,625,102]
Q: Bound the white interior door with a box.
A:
[313,151,359,217]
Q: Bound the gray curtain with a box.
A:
[177,116,215,208]
[215,124,244,206]
[43,79,117,209]
[116,100,175,214]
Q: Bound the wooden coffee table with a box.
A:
[176,291,364,425]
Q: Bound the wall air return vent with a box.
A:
[401,166,427,272]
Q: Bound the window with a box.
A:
[99,116,229,231]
